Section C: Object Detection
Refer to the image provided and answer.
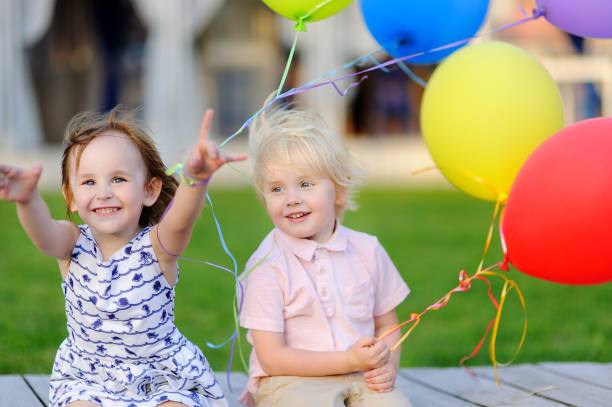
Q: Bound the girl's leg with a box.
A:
[157,402,188,407]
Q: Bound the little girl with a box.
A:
[0,107,245,407]
[238,105,412,407]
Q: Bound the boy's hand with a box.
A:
[346,336,390,372]
[0,164,42,204]
[185,109,246,182]
[364,361,397,393]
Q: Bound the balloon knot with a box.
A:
[532,7,546,18]
[499,258,510,271]
[294,19,307,32]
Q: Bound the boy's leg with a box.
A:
[254,376,351,407]
[345,375,412,407]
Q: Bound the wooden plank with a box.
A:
[214,371,249,407]
[400,367,563,406]
[538,362,612,390]
[0,375,44,406]
[474,364,612,407]
[23,375,50,406]
[395,370,479,406]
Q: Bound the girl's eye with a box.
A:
[301,181,312,188]
[271,186,282,193]
[83,180,95,186]
[112,177,126,183]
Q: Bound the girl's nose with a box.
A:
[96,183,113,199]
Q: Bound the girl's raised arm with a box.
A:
[1,164,79,260]
[153,110,246,265]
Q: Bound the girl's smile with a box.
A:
[65,131,159,251]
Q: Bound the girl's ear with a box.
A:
[61,185,77,212]
[144,177,162,207]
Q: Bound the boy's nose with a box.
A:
[286,189,302,206]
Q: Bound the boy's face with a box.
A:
[262,161,344,243]
[64,131,158,242]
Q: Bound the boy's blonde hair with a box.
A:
[249,102,364,219]
[61,106,178,226]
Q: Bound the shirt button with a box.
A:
[321,288,328,297]
[319,268,325,275]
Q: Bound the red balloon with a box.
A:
[503,117,612,285]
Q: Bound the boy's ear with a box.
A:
[61,185,77,212]
[144,177,162,207]
[335,186,348,207]
[335,176,350,207]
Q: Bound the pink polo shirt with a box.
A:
[238,223,410,405]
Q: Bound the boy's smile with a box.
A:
[262,161,344,243]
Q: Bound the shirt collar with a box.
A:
[274,221,348,262]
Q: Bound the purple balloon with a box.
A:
[536,0,612,39]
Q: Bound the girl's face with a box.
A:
[262,160,345,243]
[65,131,160,242]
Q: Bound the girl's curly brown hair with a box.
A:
[61,106,178,226]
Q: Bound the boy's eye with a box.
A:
[271,186,282,193]
[301,181,312,188]
[112,177,126,183]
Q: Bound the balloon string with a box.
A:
[379,193,526,381]
[479,269,527,385]
[219,7,543,149]
[276,30,300,96]
[294,0,335,31]
[396,61,428,88]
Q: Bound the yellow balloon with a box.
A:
[420,41,564,201]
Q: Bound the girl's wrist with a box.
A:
[166,162,210,187]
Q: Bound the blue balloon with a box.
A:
[359,0,490,64]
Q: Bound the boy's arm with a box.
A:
[364,309,402,392]
[152,110,246,263]
[1,164,78,260]
[250,329,389,377]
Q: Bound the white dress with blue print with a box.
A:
[49,225,227,407]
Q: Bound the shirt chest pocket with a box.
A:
[343,282,374,321]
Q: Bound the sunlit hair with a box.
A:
[61,106,178,226]
[249,101,364,219]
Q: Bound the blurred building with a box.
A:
[1,0,611,188]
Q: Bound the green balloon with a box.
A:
[262,0,353,30]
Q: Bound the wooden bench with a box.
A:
[3,362,612,406]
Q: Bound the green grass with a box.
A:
[1,187,610,374]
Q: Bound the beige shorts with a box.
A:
[254,374,412,407]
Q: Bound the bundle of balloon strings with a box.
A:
[377,187,527,385]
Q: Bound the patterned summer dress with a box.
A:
[49,225,227,407]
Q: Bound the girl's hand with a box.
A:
[184,109,247,182]
[0,164,42,204]
[364,361,397,393]
[346,336,390,372]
